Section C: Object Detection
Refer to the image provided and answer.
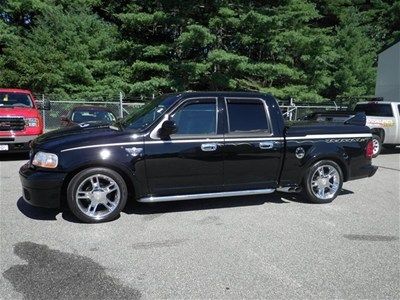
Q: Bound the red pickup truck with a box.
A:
[0,88,49,152]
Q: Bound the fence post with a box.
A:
[42,94,46,130]
[289,97,294,121]
[119,92,124,118]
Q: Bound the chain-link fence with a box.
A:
[39,100,144,131]
[34,94,345,131]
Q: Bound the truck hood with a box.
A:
[0,107,40,118]
[32,123,142,152]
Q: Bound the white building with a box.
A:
[375,40,400,102]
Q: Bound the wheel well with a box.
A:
[60,164,136,207]
[371,128,385,142]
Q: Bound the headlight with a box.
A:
[25,118,39,127]
[32,151,58,168]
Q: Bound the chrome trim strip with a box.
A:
[225,137,283,142]
[60,134,372,152]
[285,133,372,140]
[146,139,224,144]
[138,188,275,203]
[61,141,143,152]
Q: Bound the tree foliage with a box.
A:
[0,0,398,101]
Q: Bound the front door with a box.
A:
[222,97,283,190]
[144,97,224,196]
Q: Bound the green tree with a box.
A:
[0,1,123,99]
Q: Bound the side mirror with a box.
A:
[37,99,51,110]
[60,115,69,122]
[157,120,177,139]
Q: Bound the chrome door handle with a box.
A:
[259,141,274,149]
[201,143,217,152]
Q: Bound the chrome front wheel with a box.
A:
[76,174,121,220]
[67,168,128,223]
[372,135,381,157]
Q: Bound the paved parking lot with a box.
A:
[0,151,399,299]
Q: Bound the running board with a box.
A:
[138,188,276,203]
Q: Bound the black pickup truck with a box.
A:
[20,92,377,223]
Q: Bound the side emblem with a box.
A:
[125,147,143,157]
[295,147,305,159]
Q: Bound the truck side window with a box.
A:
[398,105,400,114]
[171,99,217,135]
[354,104,393,117]
[226,98,269,133]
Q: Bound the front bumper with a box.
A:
[19,163,66,208]
[0,135,38,152]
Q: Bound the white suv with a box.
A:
[354,101,400,156]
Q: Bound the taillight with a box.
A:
[365,140,374,159]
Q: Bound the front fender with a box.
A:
[58,146,148,200]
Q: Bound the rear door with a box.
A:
[222,97,283,191]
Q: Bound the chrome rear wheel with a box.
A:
[304,160,343,204]
[310,165,340,200]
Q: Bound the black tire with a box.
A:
[67,167,128,223]
[371,134,382,157]
[303,160,343,204]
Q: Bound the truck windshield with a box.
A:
[0,92,33,108]
[120,95,177,130]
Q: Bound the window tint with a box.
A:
[226,99,269,132]
[71,110,116,123]
[0,92,33,107]
[354,104,393,117]
[171,100,216,135]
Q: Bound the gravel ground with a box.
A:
[0,150,399,299]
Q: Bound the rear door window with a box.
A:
[354,104,393,117]
[225,98,270,133]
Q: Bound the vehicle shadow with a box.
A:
[17,197,58,221]
[124,193,297,216]
[0,153,29,161]
[379,147,400,155]
[17,188,354,222]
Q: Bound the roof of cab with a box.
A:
[177,90,269,96]
[356,101,398,105]
[0,88,33,94]
[71,105,114,112]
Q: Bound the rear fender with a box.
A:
[302,145,349,182]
